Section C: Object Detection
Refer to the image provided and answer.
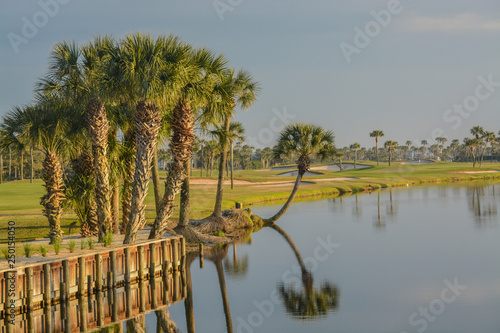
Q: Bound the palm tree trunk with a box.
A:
[230,141,235,190]
[121,130,136,235]
[178,159,190,226]
[20,150,24,180]
[376,138,379,166]
[124,101,161,244]
[40,150,65,243]
[149,99,194,239]
[388,149,392,167]
[30,147,34,183]
[269,224,306,272]
[354,151,357,169]
[264,171,304,223]
[152,148,162,214]
[213,116,231,218]
[185,260,196,333]
[86,96,112,240]
[8,146,12,181]
[112,180,120,233]
[0,154,3,184]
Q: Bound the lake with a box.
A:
[115,183,500,332]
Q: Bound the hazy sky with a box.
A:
[1,0,499,148]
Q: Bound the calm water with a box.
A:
[124,183,499,333]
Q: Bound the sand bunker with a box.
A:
[452,170,500,174]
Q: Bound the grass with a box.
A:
[103,230,113,247]
[0,161,499,242]
[87,238,95,249]
[1,248,9,260]
[80,239,87,250]
[53,240,61,255]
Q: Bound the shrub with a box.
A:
[80,239,87,250]
[68,240,76,253]
[24,244,33,258]
[53,241,61,255]
[40,245,48,257]
[87,238,95,249]
[103,230,113,247]
[2,248,9,260]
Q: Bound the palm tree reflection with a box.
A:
[269,224,338,320]
[468,184,498,227]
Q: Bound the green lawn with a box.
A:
[1,161,499,243]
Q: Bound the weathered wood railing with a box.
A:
[0,236,186,332]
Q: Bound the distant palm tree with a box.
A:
[265,124,335,223]
[481,131,495,166]
[369,130,384,166]
[421,140,428,158]
[384,140,398,166]
[227,122,245,189]
[405,140,412,160]
[349,142,360,168]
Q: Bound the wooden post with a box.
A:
[125,285,132,317]
[180,238,186,272]
[110,251,117,288]
[139,280,146,313]
[27,307,34,333]
[161,240,169,278]
[124,247,131,284]
[44,301,52,333]
[107,272,113,289]
[95,253,103,292]
[150,274,157,309]
[60,282,66,302]
[172,270,179,302]
[62,259,70,300]
[235,202,242,209]
[26,267,34,312]
[78,296,87,332]
[96,291,104,326]
[172,240,178,271]
[43,263,51,307]
[78,257,85,296]
[4,271,15,333]
[199,243,204,269]
[138,245,145,280]
[149,243,156,279]
[112,288,118,322]
[87,276,93,295]
[64,301,71,333]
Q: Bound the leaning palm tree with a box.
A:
[349,142,360,168]
[384,140,398,167]
[369,130,384,166]
[264,124,335,223]
[227,122,245,189]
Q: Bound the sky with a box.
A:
[1,0,499,149]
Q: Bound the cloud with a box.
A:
[404,12,500,32]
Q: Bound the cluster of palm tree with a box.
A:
[0,33,259,244]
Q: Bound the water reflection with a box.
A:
[468,184,498,227]
[270,224,339,320]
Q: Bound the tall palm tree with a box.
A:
[227,122,245,189]
[265,124,335,223]
[384,140,398,166]
[349,142,360,168]
[405,140,412,160]
[208,70,260,221]
[481,131,495,166]
[369,130,384,166]
[149,46,229,240]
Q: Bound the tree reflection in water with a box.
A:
[269,224,339,320]
[468,184,498,227]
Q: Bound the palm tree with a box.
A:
[482,131,495,165]
[405,140,412,160]
[349,142,360,168]
[150,46,229,240]
[369,130,384,166]
[226,122,245,189]
[6,99,70,243]
[265,124,335,223]
[384,140,398,166]
[421,140,428,158]
[464,138,479,167]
